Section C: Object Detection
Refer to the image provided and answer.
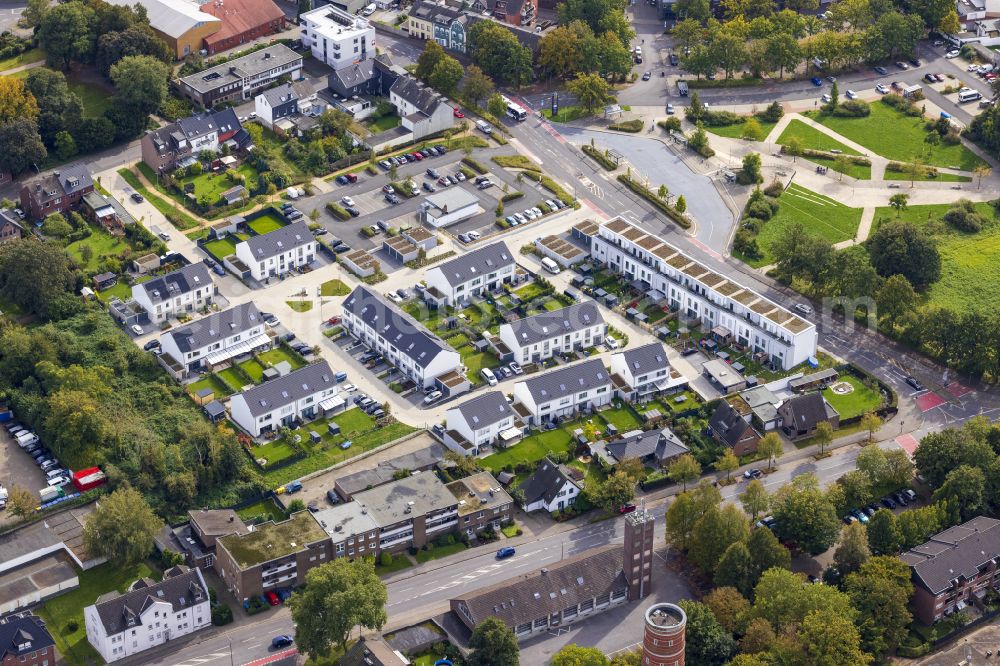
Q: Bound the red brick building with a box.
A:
[18,163,94,222]
[201,0,286,55]
[643,603,687,666]
[0,612,56,666]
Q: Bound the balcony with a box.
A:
[262,560,295,576]
[427,518,458,533]
[263,572,296,588]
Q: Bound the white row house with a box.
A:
[424,241,515,306]
[608,342,687,400]
[84,566,210,663]
[132,263,214,323]
[235,221,316,281]
[586,217,817,370]
[341,286,461,389]
[499,301,605,364]
[229,360,339,436]
[511,358,613,426]
[444,390,518,456]
[159,302,269,374]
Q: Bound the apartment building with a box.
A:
[159,302,269,374]
[177,44,302,108]
[0,612,55,666]
[406,1,468,53]
[300,5,375,70]
[424,241,515,306]
[499,301,605,364]
[215,511,332,602]
[132,263,214,324]
[584,218,817,370]
[140,108,244,173]
[511,358,613,426]
[609,342,686,400]
[234,221,316,281]
[902,516,1000,625]
[84,567,210,663]
[446,471,513,539]
[444,391,518,456]
[0,209,22,244]
[19,163,94,221]
[351,473,458,554]
[341,286,461,389]
[229,360,340,437]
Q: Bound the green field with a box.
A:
[415,542,468,563]
[247,212,286,235]
[239,358,266,382]
[68,77,112,118]
[321,279,350,296]
[776,119,871,180]
[883,168,972,183]
[483,427,573,472]
[258,346,306,370]
[187,374,232,400]
[366,113,401,132]
[743,183,864,268]
[823,374,884,419]
[0,47,45,73]
[236,497,287,523]
[178,164,259,205]
[287,300,313,312]
[202,233,248,261]
[541,105,590,123]
[66,226,130,271]
[705,119,777,140]
[806,103,986,170]
[38,561,156,666]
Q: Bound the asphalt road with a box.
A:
[0,1,26,33]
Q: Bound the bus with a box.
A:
[504,97,528,121]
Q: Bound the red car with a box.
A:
[411,152,424,161]
[327,316,341,325]
[345,173,358,183]
[266,591,280,606]
[453,108,465,118]
[619,503,637,514]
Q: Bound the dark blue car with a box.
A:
[272,635,294,649]
[496,547,516,559]
[810,77,823,86]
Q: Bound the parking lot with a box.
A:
[0,425,59,524]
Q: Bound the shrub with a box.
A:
[658,117,682,132]
[325,201,350,220]
[581,144,618,170]
[701,110,745,127]
[733,229,762,259]
[763,180,784,197]
[943,201,988,232]
[608,119,644,132]
[881,94,922,117]
[461,156,487,174]
[380,551,393,566]
[212,604,234,625]
[746,199,774,221]
[756,101,784,123]
[501,191,524,202]
[833,99,871,117]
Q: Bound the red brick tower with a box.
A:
[643,603,687,666]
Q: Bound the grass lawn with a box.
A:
[883,168,972,183]
[178,164,260,205]
[462,348,500,384]
[482,427,574,472]
[541,105,590,123]
[321,279,351,296]
[412,655,447,666]
[38,561,156,666]
[0,47,45,72]
[236,497,287,523]
[600,405,642,432]
[823,374,884,419]
[376,555,414,576]
[258,346,306,370]
[97,275,148,303]
[253,437,301,468]
[742,183,863,268]
[366,113,401,132]
[247,212,286,235]
[239,358,266,383]
[203,234,248,262]
[806,104,986,170]
[776,119,870,180]
[66,226,130,271]
[217,366,251,392]
[415,542,468,563]
[187,374,232,400]
[514,283,548,301]
[705,119,777,140]
[287,300,313,312]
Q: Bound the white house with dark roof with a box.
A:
[424,241,515,306]
[234,221,316,281]
[132,263,214,323]
[516,457,581,512]
[499,301,605,364]
[159,302,269,373]
[341,286,461,389]
[229,360,339,436]
[444,390,518,455]
[609,342,686,400]
[511,358,613,426]
[84,566,210,663]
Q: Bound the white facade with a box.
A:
[524,478,579,513]
[159,306,267,372]
[300,5,375,70]
[499,316,605,364]
[419,189,480,229]
[229,362,340,437]
[608,344,687,398]
[590,218,817,370]
[424,251,516,306]
[444,393,515,455]
[132,266,214,324]
[234,227,316,281]
[511,363,614,426]
[84,571,210,663]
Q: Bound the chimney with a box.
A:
[540,568,548,575]
[265,52,272,59]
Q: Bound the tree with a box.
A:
[593,470,636,512]
[834,521,871,574]
[758,432,782,470]
[288,557,387,658]
[416,40,445,81]
[859,411,883,443]
[783,135,804,160]
[82,487,161,567]
[38,2,96,69]
[487,93,507,119]
[914,425,995,488]
[20,0,50,28]
[771,222,835,288]
[770,474,841,554]
[747,526,792,586]
[898,503,946,549]
[866,508,902,555]
[866,220,941,290]
[0,77,39,126]
[26,67,83,147]
[740,479,769,519]
[798,609,872,666]
[715,449,739,481]
[738,152,763,185]
[933,464,986,520]
[657,184,669,199]
[467,21,533,86]
[0,237,78,319]
[684,44,716,79]
[668,453,701,491]
[468,617,519,666]
[0,118,45,178]
[838,470,873,510]
[42,212,73,238]
[429,56,464,97]
[672,18,703,50]
[874,274,918,331]
[813,421,833,455]
[538,22,589,79]
[550,644,609,666]
[689,504,750,575]
[665,480,722,552]
[844,556,913,656]
[675,195,687,213]
[889,193,909,214]
[709,31,747,79]
[110,55,170,116]
[6,485,36,517]
[751,568,856,632]
[740,618,776,654]
[939,8,962,34]
[765,32,801,77]
[741,117,765,141]
[715,541,755,597]
[567,72,615,114]
[54,130,77,160]
[678,600,735,666]
[95,26,172,77]
[704,587,750,634]
[461,65,494,107]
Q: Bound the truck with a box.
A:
[72,467,107,493]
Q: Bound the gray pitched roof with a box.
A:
[330,59,375,89]
[709,402,753,448]
[451,544,626,629]
[606,428,687,463]
[505,301,603,348]
[92,568,207,636]
[235,360,336,417]
[0,613,55,659]
[779,392,836,430]
[177,108,240,139]
[340,637,407,666]
[241,221,312,260]
[58,163,94,195]
[520,358,610,404]
[342,286,453,369]
[618,342,667,376]
[452,391,512,430]
[164,302,262,353]
[137,263,212,304]
[390,74,447,116]
[902,517,1000,594]
[517,457,578,506]
[430,241,513,287]
[258,82,299,108]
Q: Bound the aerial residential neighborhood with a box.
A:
[4,0,1000,661]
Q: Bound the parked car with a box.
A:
[845,89,857,99]
[893,491,910,506]
[895,61,909,69]
[821,94,832,103]
[143,340,161,352]
[385,194,401,205]
[619,503,637,514]
[794,303,813,315]
[345,207,360,217]
[266,591,281,606]
[946,49,960,59]
[336,175,349,185]
[130,192,144,203]
[340,440,353,449]
[481,368,498,386]
[509,361,523,375]
[496,546,516,559]
[424,390,443,404]
[904,375,925,391]
[130,324,143,336]
[876,83,889,94]
[642,71,651,80]
[48,476,71,488]
[881,496,897,509]
[810,77,823,86]
[382,185,395,194]
[272,635,294,649]
[874,65,889,74]
[744,468,763,479]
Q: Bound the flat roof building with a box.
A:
[177,44,302,107]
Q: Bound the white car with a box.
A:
[481,368,498,386]
[467,231,481,240]
[264,316,280,328]
[514,213,526,224]
[821,94,832,103]
[341,196,355,207]
[424,390,443,404]
[946,50,960,59]
[794,303,814,315]
[131,324,143,335]
[454,172,466,181]
[845,89,857,99]
[341,383,357,392]
[48,476,71,488]
[387,292,403,303]
[875,83,889,94]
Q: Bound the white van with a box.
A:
[481,368,498,386]
[475,120,493,135]
[362,3,376,15]
[541,257,561,274]
[17,431,38,447]
[959,89,982,103]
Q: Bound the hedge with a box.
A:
[608,119,644,132]
[492,155,541,172]
[682,77,764,89]
[325,202,350,220]
[582,144,619,170]
[617,174,691,229]
[521,171,577,206]
[501,191,524,202]
[461,157,488,174]
[798,148,872,166]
